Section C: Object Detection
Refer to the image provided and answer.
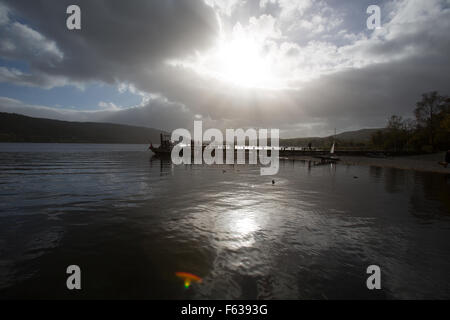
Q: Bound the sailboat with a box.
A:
[315,142,340,162]
[315,129,340,162]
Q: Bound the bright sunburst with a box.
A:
[169,25,286,90]
[213,32,270,88]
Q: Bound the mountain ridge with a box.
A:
[0,112,165,144]
[0,112,382,145]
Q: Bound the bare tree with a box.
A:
[414,91,446,151]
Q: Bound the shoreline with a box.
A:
[289,152,450,174]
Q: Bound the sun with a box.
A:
[169,28,283,90]
[214,33,271,88]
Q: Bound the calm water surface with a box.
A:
[0,143,449,299]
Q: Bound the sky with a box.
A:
[0,0,449,138]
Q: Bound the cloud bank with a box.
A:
[0,0,449,137]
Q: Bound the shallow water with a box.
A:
[0,143,449,299]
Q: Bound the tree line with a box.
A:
[371,91,450,152]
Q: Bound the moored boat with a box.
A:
[149,133,173,157]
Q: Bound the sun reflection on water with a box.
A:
[233,216,259,236]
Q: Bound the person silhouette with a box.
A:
[439,150,450,168]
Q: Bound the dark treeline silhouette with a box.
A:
[0,112,164,144]
[372,91,450,152]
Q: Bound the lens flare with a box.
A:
[175,272,202,289]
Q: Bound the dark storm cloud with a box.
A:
[0,0,218,131]
[1,0,218,83]
[292,55,450,136]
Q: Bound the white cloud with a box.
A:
[337,0,450,68]
[204,0,243,16]
[270,0,313,19]
[246,14,282,40]
[98,101,120,111]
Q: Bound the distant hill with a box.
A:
[0,111,384,146]
[334,128,383,141]
[0,112,164,144]
[281,128,384,147]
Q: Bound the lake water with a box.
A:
[0,143,449,299]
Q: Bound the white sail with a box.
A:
[330,142,335,154]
